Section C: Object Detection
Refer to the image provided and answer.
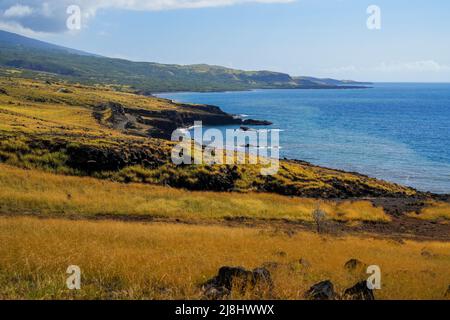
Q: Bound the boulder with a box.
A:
[343,281,375,300]
[344,258,365,271]
[57,87,72,93]
[242,119,273,126]
[275,251,287,258]
[202,266,273,299]
[305,280,336,300]
[217,266,254,291]
[252,268,273,288]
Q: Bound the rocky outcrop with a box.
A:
[96,101,272,139]
[305,280,336,300]
[202,266,273,299]
[242,119,272,126]
[306,279,375,300]
[343,281,375,300]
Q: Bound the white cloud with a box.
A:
[0,20,49,38]
[84,0,295,11]
[3,4,33,18]
[320,60,450,82]
[323,65,357,74]
[0,0,295,33]
[324,60,450,75]
[376,60,450,73]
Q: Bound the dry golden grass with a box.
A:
[0,77,178,139]
[0,77,178,113]
[0,164,390,223]
[409,201,450,222]
[0,216,449,300]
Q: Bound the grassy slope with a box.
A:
[0,29,370,93]
[0,77,417,199]
[0,163,391,223]
[0,77,449,300]
[0,33,298,93]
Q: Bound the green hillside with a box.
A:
[0,30,370,93]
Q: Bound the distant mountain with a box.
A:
[0,30,96,56]
[0,30,371,93]
[294,76,372,86]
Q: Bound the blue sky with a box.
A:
[1,0,450,82]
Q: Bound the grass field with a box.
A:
[0,216,449,300]
[0,76,449,301]
[0,163,391,223]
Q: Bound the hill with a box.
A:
[0,76,448,234]
[0,70,449,302]
[0,77,416,199]
[0,30,370,93]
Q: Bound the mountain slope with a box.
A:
[0,30,95,56]
[0,30,370,93]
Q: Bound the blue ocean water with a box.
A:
[158,83,450,194]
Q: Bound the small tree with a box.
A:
[312,207,327,234]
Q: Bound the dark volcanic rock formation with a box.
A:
[305,280,336,300]
[242,119,272,126]
[202,266,273,299]
[343,281,375,300]
[96,101,272,139]
[66,142,165,173]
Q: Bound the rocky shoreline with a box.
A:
[93,100,449,200]
[96,100,272,139]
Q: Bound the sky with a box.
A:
[0,0,449,82]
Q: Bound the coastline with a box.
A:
[155,89,450,196]
[152,84,373,96]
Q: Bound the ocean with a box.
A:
[158,83,450,194]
